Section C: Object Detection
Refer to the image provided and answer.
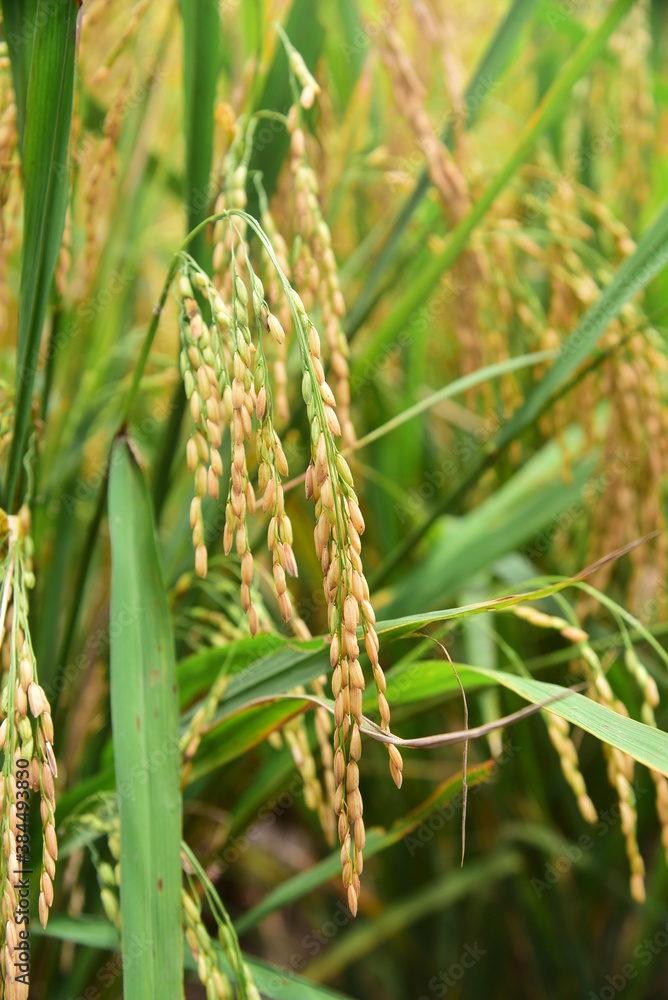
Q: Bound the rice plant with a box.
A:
[1,1,668,998]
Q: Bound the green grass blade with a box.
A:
[459,665,668,777]
[345,0,538,336]
[108,438,183,1000]
[179,0,219,266]
[4,0,79,509]
[353,349,556,450]
[353,0,635,373]
[246,0,324,209]
[152,0,219,515]
[1,0,39,150]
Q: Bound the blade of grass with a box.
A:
[152,0,219,517]
[4,0,79,510]
[352,349,556,451]
[457,665,668,777]
[179,0,219,267]
[373,537,658,640]
[108,437,183,1000]
[283,349,557,495]
[53,255,180,714]
[1,0,39,150]
[246,0,325,207]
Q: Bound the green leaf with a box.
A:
[1,0,39,150]
[4,0,79,508]
[179,0,220,266]
[324,0,366,109]
[459,665,668,777]
[108,438,183,1000]
[246,0,325,208]
[152,0,219,517]
[380,659,495,707]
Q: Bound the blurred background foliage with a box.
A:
[3,0,668,997]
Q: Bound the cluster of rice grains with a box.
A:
[173,69,402,913]
[175,245,401,912]
[511,603,668,903]
[181,844,262,1000]
[0,509,57,997]
[306,324,404,914]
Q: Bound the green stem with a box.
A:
[53,256,179,702]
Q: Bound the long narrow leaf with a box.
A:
[152,0,220,514]
[179,0,219,266]
[460,665,668,777]
[1,0,39,150]
[4,0,79,508]
[108,438,183,1000]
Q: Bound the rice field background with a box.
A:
[2,0,668,997]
